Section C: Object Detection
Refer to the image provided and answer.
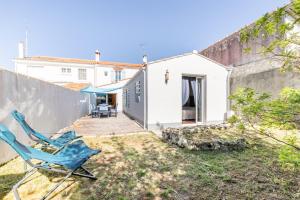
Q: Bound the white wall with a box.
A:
[15,60,96,84]
[147,53,228,129]
[122,70,145,126]
[15,60,139,87]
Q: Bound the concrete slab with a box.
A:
[60,113,144,136]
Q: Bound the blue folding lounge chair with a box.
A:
[11,110,81,149]
[0,124,100,200]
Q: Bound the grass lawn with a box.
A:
[0,132,299,200]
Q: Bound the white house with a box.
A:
[13,42,142,111]
[123,52,231,130]
[14,43,141,87]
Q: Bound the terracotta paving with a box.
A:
[62,113,144,136]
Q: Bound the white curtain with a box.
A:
[191,79,196,104]
[182,78,189,106]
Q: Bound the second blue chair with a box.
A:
[11,110,81,149]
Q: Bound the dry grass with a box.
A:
[0,132,299,200]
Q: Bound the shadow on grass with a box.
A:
[9,134,296,200]
[60,134,299,200]
[0,173,25,199]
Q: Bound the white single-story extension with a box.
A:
[123,52,231,130]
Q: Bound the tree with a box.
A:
[229,0,300,171]
[240,0,300,72]
[229,87,300,170]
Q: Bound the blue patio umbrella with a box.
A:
[80,86,122,94]
[80,86,123,114]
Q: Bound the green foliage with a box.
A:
[230,87,300,130]
[239,0,300,72]
[279,135,300,170]
[230,87,300,170]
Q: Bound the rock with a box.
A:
[162,125,247,151]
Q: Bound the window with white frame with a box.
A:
[125,89,130,108]
[78,68,87,80]
[115,70,122,82]
[61,67,71,74]
[135,81,141,103]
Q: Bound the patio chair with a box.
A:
[110,104,118,117]
[91,105,100,118]
[0,124,100,200]
[98,105,109,118]
[11,110,81,149]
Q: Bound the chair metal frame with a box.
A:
[14,159,97,200]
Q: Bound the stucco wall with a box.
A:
[123,70,145,126]
[15,59,140,87]
[147,54,228,130]
[0,69,89,164]
[230,59,300,97]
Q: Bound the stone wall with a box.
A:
[0,69,89,164]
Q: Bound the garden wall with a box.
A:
[230,59,300,97]
[0,69,89,164]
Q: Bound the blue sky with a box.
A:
[0,0,289,69]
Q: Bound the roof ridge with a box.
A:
[16,56,143,68]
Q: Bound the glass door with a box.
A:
[196,78,203,123]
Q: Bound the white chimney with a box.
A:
[143,55,148,64]
[18,42,25,58]
[95,50,100,61]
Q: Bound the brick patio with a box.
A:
[62,113,144,136]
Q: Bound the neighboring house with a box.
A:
[13,43,142,87]
[123,52,230,130]
[13,42,142,111]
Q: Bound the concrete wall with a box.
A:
[123,70,145,126]
[230,59,300,97]
[0,69,89,164]
[146,53,228,130]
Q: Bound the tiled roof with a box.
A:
[16,56,143,69]
[63,83,89,91]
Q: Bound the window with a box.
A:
[61,67,71,74]
[125,89,130,108]
[78,68,87,80]
[104,71,108,76]
[135,81,141,103]
[115,70,122,82]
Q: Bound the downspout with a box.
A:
[143,65,148,130]
[226,66,233,119]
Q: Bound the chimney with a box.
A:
[18,42,25,58]
[95,50,100,61]
[143,55,148,64]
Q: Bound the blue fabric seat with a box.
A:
[11,110,81,149]
[0,124,100,200]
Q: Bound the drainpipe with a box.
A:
[226,66,233,119]
[143,55,148,130]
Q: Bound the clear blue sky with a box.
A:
[0,0,289,69]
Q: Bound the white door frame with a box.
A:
[182,74,206,125]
